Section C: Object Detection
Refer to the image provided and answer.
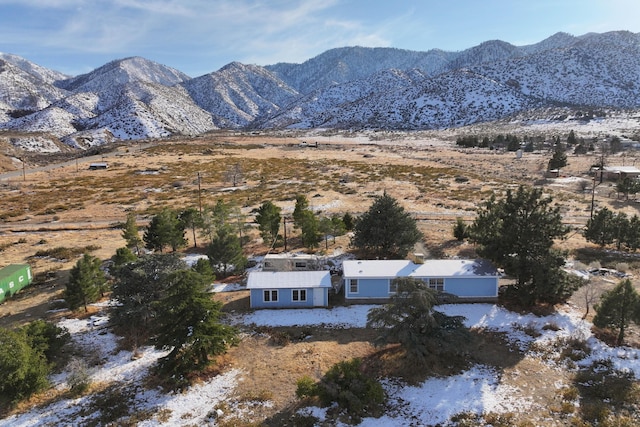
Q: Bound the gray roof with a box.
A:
[247,271,332,289]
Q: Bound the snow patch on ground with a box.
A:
[3,299,640,426]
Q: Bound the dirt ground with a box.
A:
[1,131,640,425]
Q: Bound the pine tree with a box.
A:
[179,207,201,248]
[206,228,247,277]
[300,210,321,249]
[352,193,422,258]
[342,212,354,231]
[153,270,238,377]
[469,185,576,306]
[121,212,142,254]
[143,208,186,252]
[0,328,50,403]
[593,279,640,346]
[65,254,106,312]
[112,247,137,267]
[584,207,617,247]
[548,142,568,171]
[292,194,309,229]
[111,254,187,347]
[255,201,281,246]
[453,217,469,241]
[366,277,467,361]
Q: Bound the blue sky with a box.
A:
[1,0,638,77]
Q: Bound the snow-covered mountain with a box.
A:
[1,30,640,151]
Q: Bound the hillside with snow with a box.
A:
[1,30,640,151]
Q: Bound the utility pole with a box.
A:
[283,216,287,252]
[197,172,202,215]
[590,174,597,220]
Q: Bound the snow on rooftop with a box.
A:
[246,270,332,289]
[342,259,498,278]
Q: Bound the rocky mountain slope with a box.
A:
[1,30,639,151]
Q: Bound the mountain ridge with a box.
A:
[1,30,639,151]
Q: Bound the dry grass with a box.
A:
[2,131,640,425]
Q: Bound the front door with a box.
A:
[313,288,324,306]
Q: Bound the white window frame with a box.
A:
[292,289,307,302]
[263,289,278,302]
[427,278,444,292]
[349,279,358,294]
[389,280,398,294]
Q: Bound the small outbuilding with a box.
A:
[88,162,108,170]
[262,253,321,272]
[342,259,499,303]
[247,270,332,309]
[0,264,33,303]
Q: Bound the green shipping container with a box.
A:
[0,264,33,303]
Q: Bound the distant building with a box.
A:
[596,166,640,181]
[88,162,108,170]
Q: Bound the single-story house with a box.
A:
[342,259,499,302]
[247,270,332,308]
[262,253,321,272]
[595,166,640,181]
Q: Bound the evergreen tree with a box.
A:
[199,200,232,244]
[143,208,187,253]
[22,320,70,363]
[192,258,215,283]
[297,210,319,249]
[179,207,201,248]
[292,194,310,229]
[342,212,354,231]
[453,217,469,241]
[593,279,640,346]
[625,215,640,251]
[111,254,187,347]
[613,212,629,251]
[319,216,333,250]
[584,207,617,247]
[567,130,577,146]
[548,142,568,171]
[112,247,137,267]
[153,270,239,378]
[469,185,576,306]
[206,228,247,277]
[65,253,106,312]
[352,193,422,258]
[366,277,467,361]
[121,212,142,254]
[0,328,50,403]
[255,201,281,246]
[616,177,640,200]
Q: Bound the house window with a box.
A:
[295,262,307,269]
[292,289,307,301]
[427,278,444,292]
[263,290,278,302]
[349,279,358,294]
[389,280,398,294]
[264,261,273,268]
